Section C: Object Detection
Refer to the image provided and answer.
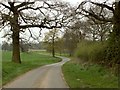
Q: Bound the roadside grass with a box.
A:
[2,51,61,85]
[62,60,118,88]
[0,50,2,87]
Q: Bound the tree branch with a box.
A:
[0,3,11,10]
[82,9,113,22]
[16,2,34,9]
[89,1,114,12]
[20,24,62,29]
[76,1,114,23]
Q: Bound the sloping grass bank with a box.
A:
[2,51,61,85]
[62,60,118,88]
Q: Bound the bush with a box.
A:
[75,40,107,64]
[75,40,119,75]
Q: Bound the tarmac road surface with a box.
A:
[3,56,70,88]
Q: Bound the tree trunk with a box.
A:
[52,36,55,57]
[107,2,120,65]
[12,30,21,63]
[92,31,96,41]
[11,8,21,63]
[52,46,55,57]
[100,34,103,42]
[112,2,120,64]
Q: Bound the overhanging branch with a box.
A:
[82,9,113,22]
[20,24,62,29]
[16,2,34,9]
[90,1,114,12]
[0,3,11,10]
[76,0,114,23]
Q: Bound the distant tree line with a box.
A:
[2,41,43,52]
[43,19,112,57]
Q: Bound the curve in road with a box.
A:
[3,56,70,88]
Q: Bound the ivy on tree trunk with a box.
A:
[107,2,120,65]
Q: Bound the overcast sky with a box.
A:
[0,0,114,44]
[62,0,82,5]
[0,0,82,44]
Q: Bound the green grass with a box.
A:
[62,60,118,88]
[0,50,2,87]
[2,51,61,85]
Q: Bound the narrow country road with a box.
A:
[3,56,70,88]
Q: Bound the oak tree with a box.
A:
[0,1,72,63]
[76,0,120,65]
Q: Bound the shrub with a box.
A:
[75,40,119,75]
[74,40,107,64]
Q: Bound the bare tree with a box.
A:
[76,0,120,64]
[63,25,83,56]
[84,19,112,41]
[44,28,59,57]
[0,1,73,63]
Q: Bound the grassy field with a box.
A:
[38,50,70,57]
[62,60,118,88]
[2,51,61,85]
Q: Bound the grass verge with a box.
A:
[2,51,61,85]
[62,60,118,88]
[0,50,2,87]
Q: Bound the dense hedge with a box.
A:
[75,40,119,68]
[75,41,105,63]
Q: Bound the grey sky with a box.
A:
[62,0,82,5]
[0,0,81,44]
[0,0,114,44]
